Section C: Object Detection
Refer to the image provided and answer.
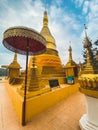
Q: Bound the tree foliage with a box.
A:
[0,68,8,76]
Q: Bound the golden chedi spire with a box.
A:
[83,24,96,74]
[29,10,65,86]
[64,45,78,77]
[8,53,21,80]
[83,24,92,48]
[78,26,98,130]
[78,24,98,97]
[8,53,21,69]
[40,10,56,51]
[65,45,77,67]
[14,52,17,61]
[68,45,72,62]
[43,10,48,26]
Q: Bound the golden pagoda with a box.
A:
[29,10,65,85]
[78,25,98,130]
[82,25,97,74]
[64,45,78,77]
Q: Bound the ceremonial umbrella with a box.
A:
[3,26,46,125]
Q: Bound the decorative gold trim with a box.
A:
[3,26,46,55]
[78,74,98,90]
[79,87,98,98]
[3,26,46,46]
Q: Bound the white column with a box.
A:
[79,95,98,130]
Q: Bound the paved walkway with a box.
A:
[0,82,86,130]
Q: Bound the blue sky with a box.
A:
[0,0,98,69]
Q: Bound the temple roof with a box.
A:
[8,53,21,69]
[40,11,56,50]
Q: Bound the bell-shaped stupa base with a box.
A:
[79,114,98,130]
[27,66,41,91]
[79,95,98,130]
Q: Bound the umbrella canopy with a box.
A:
[3,26,46,55]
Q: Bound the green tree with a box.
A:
[94,39,98,68]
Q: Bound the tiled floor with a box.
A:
[0,82,86,130]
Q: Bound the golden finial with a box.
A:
[43,10,48,26]
[84,24,87,37]
[68,41,72,52]
[13,52,17,62]
[68,45,72,61]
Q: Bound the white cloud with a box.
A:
[73,0,84,7]
[0,0,85,69]
[52,0,63,6]
[81,0,98,43]
[88,1,98,20]
[48,4,83,64]
[0,52,14,66]
[82,0,89,14]
[0,0,44,69]
[0,0,45,34]
[0,52,26,70]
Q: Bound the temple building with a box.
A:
[64,46,78,77]
[29,10,66,85]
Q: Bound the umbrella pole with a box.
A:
[22,41,29,126]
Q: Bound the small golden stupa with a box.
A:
[29,10,65,85]
[82,26,96,74]
[8,52,21,79]
[64,45,78,77]
[27,56,42,91]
